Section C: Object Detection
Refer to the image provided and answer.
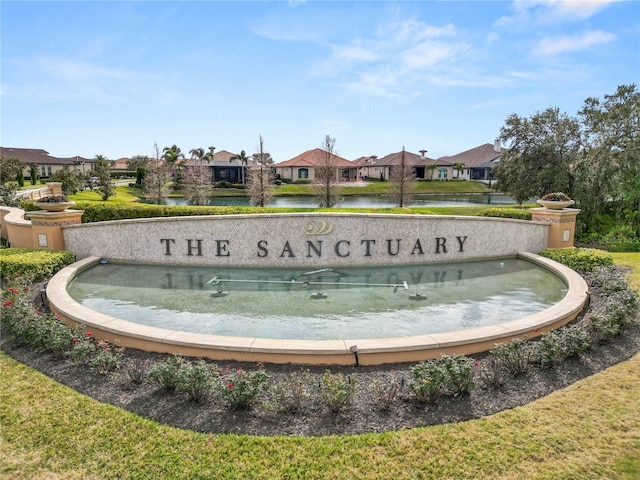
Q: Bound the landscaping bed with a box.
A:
[1,265,638,437]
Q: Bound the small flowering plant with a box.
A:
[68,331,123,374]
[541,192,571,201]
[214,366,269,410]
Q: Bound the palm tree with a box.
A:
[162,145,184,188]
[427,163,438,181]
[189,147,205,163]
[229,150,251,184]
[454,162,466,179]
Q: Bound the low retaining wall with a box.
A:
[62,213,550,267]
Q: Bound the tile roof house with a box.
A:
[0,147,94,179]
[353,150,448,181]
[275,148,358,182]
[183,149,256,183]
[436,142,504,182]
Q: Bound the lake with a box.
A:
[148,194,518,208]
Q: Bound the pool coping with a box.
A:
[47,253,589,365]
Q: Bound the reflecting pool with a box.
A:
[67,258,567,340]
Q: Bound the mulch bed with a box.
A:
[2,274,639,437]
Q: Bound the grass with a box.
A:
[70,186,140,203]
[1,254,639,479]
[120,180,495,200]
[611,252,640,293]
[275,179,493,196]
[1,351,638,479]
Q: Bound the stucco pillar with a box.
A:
[28,209,84,250]
[530,207,580,249]
[46,182,63,195]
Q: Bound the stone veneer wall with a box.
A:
[62,213,549,267]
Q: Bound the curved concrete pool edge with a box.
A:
[47,253,589,366]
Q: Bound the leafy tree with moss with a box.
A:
[493,107,580,204]
[575,84,640,235]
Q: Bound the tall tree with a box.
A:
[576,84,640,232]
[493,107,580,204]
[162,144,185,188]
[144,143,171,205]
[453,162,465,179]
[183,147,213,206]
[389,147,416,207]
[426,163,438,181]
[314,134,340,208]
[229,150,250,184]
[0,157,23,183]
[248,135,273,207]
[49,166,85,194]
[127,155,151,172]
[93,154,115,201]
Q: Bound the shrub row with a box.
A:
[539,247,614,272]
[1,283,123,374]
[20,201,290,223]
[478,207,532,220]
[0,248,75,282]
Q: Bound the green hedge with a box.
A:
[539,248,613,272]
[478,208,532,220]
[72,202,299,223]
[0,248,75,281]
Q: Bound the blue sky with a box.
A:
[2,1,638,162]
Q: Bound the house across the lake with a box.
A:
[435,141,504,183]
[274,148,358,182]
[1,141,505,186]
[0,147,94,179]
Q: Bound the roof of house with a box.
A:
[0,147,93,166]
[353,150,454,167]
[183,149,256,168]
[276,148,354,168]
[436,143,503,169]
[372,150,440,167]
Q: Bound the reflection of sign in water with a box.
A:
[305,220,334,235]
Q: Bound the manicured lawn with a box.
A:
[1,255,638,479]
[275,179,493,196]
[71,186,140,203]
[1,351,638,479]
[612,252,640,293]
[123,180,495,199]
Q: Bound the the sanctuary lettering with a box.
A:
[159,236,469,259]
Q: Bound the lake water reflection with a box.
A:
[150,194,517,208]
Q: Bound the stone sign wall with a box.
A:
[62,213,549,267]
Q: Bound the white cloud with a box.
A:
[495,0,619,27]
[4,56,148,103]
[534,30,616,55]
[542,0,619,21]
[313,18,473,98]
[401,41,470,70]
[333,45,380,63]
